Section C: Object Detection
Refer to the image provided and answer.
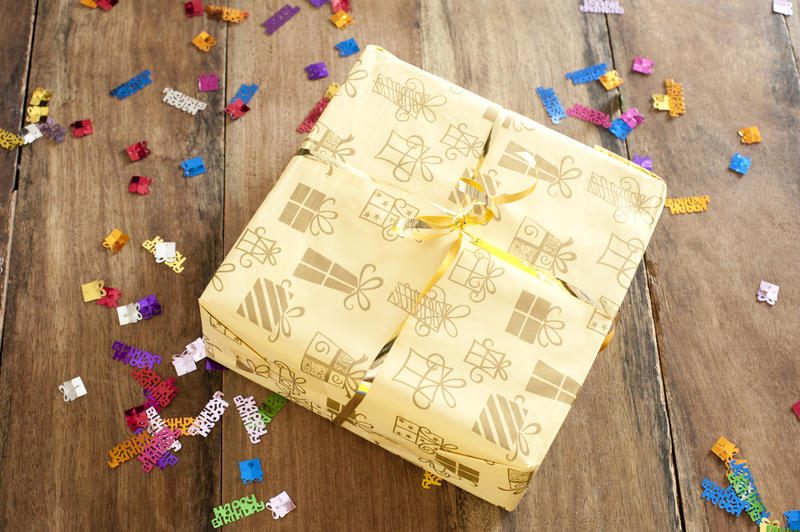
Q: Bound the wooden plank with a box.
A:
[0,0,36,344]
[0,1,226,529]
[606,2,800,530]
[220,2,460,530]
[420,1,681,529]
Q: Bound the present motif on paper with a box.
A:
[482,104,536,132]
[497,141,582,198]
[208,314,244,345]
[372,75,446,122]
[326,397,374,432]
[464,338,510,383]
[505,290,564,347]
[508,218,576,275]
[233,226,281,267]
[236,278,304,342]
[301,121,355,163]
[587,173,661,224]
[293,248,383,311]
[596,234,645,288]
[388,283,470,337]
[586,306,614,335]
[498,468,534,494]
[440,123,483,159]
[359,188,420,241]
[448,248,505,303]
[301,332,367,398]
[392,349,466,410]
[278,183,338,236]
[375,130,443,183]
[526,360,580,405]
[419,453,480,486]
[472,394,541,460]
[392,416,453,454]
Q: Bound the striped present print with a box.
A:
[236,278,304,342]
[472,394,541,460]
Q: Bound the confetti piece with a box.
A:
[330,9,353,29]
[198,73,219,92]
[229,84,259,105]
[652,93,670,110]
[136,294,162,319]
[239,459,264,484]
[599,70,623,90]
[566,103,612,128]
[0,128,24,150]
[738,126,761,144]
[620,108,644,129]
[297,83,338,133]
[26,87,51,123]
[663,196,708,215]
[632,56,654,74]
[183,337,207,361]
[793,401,800,420]
[206,359,227,371]
[117,303,142,325]
[80,0,97,7]
[224,99,250,120]
[308,0,327,6]
[129,175,152,195]
[786,511,800,529]
[421,470,442,489]
[266,491,296,519]
[711,436,739,463]
[234,395,269,444]
[124,405,149,431]
[186,391,229,437]
[665,78,685,116]
[608,117,632,139]
[331,0,350,12]
[69,119,93,137]
[700,478,747,517]
[110,70,152,100]
[126,141,151,161]
[172,352,197,376]
[96,0,118,10]
[206,6,249,23]
[773,0,793,15]
[96,286,122,307]
[565,63,608,84]
[180,157,206,177]
[335,38,359,57]
[192,31,217,52]
[729,152,752,175]
[263,5,300,35]
[211,494,266,528]
[154,242,176,263]
[112,341,162,369]
[138,426,181,472]
[162,88,207,115]
[756,281,779,305]
[184,0,203,16]
[257,392,288,423]
[107,429,151,468]
[82,280,106,302]
[103,228,129,253]
[20,124,42,145]
[304,62,329,80]
[165,417,196,436]
[59,376,87,401]
[37,117,67,143]
[535,87,567,125]
[632,155,653,171]
[579,0,624,14]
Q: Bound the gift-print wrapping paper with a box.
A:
[198,45,666,510]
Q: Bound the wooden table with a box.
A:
[0,1,797,530]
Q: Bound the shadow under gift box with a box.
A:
[198,46,665,510]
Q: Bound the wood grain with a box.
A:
[420,1,680,529]
[607,1,800,530]
[0,0,226,529]
[0,0,36,345]
[220,2,460,530]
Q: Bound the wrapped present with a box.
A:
[198,46,666,510]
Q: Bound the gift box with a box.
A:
[198,46,666,510]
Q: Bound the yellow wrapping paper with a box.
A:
[198,46,666,510]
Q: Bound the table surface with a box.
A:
[0,1,797,531]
